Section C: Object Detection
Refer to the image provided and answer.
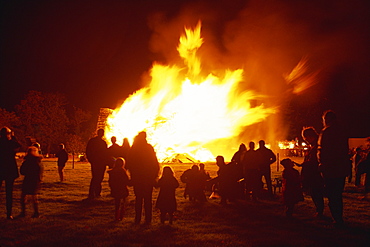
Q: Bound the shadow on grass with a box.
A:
[176,198,370,246]
[2,195,370,246]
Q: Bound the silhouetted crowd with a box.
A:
[1,110,370,228]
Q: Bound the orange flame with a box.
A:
[284,57,319,94]
[105,21,276,162]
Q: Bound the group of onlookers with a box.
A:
[1,109,369,228]
[178,110,368,228]
[279,110,369,227]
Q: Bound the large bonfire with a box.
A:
[104,22,276,162]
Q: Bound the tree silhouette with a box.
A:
[0,108,24,147]
[0,107,21,130]
[68,106,93,139]
[16,91,69,155]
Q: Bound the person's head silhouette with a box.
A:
[162,166,174,177]
[322,110,336,128]
[248,141,255,150]
[97,129,104,138]
[111,136,117,144]
[114,157,125,169]
[259,140,265,148]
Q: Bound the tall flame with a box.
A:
[105,21,276,162]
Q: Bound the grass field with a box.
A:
[1,157,369,246]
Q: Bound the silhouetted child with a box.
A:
[19,146,43,218]
[56,143,68,182]
[156,166,179,224]
[281,158,303,217]
[107,157,129,221]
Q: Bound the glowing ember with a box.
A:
[105,21,276,162]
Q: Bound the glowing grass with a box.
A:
[0,157,369,246]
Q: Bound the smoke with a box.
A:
[142,0,369,157]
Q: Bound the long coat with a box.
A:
[20,154,43,195]
[155,176,179,213]
[86,136,108,165]
[0,136,21,181]
[108,167,129,199]
[126,140,159,187]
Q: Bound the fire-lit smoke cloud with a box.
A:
[106,21,276,162]
[106,0,368,160]
[145,0,368,143]
[142,1,320,156]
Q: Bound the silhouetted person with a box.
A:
[216,155,239,205]
[364,151,370,199]
[56,143,68,182]
[107,157,129,221]
[19,146,43,218]
[0,127,21,219]
[126,131,159,225]
[256,140,276,196]
[32,142,42,157]
[108,136,121,168]
[231,143,247,179]
[180,164,207,202]
[156,166,179,224]
[357,148,370,200]
[199,163,211,192]
[181,165,197,200]
[85,129,109,200]
[242,141,261,200]
[281,158,303,217]
[347,151,354,184]
[120,138,131,160]
[318,110,350,227]
[295,127,324,217]
[354,147,365,186]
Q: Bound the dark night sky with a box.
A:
[1,0,369,137]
